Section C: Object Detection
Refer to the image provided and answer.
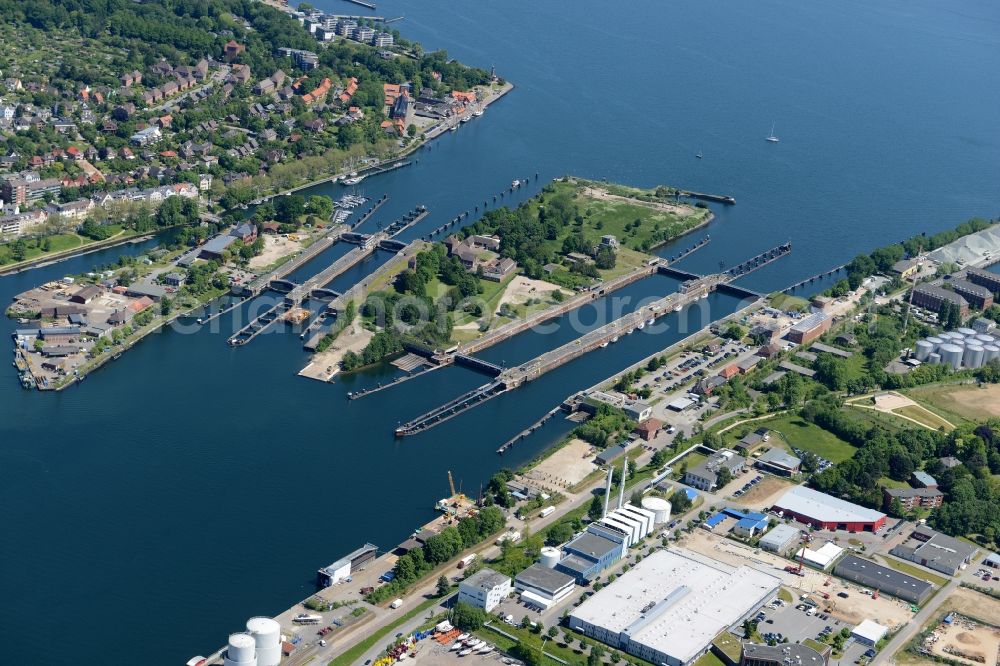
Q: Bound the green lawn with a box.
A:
[879,558,951,587]
[754,414,858,463]
[879,477,909,490]
[768,293,810,312]
[694,652,727,666]
[712,632,743,661]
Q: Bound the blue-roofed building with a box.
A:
[703,513,727,531]
[734,515,769,538]
[911,471,938,488]
[684,488,698,501]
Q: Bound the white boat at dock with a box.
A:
[673,304,682,312]
[459,649,473,657]
[646,318,655,326]
[600,341,609,348]
[450,643,464,651]
[457,634,469,641]
[611,336,619,343]
[637,321,645,330]
[478,645,493,654]
[342,176,363,185]
[474,109,484,117]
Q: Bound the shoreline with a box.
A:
[244,81,515,208]
[0,232,156,277]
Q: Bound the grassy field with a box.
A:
[694,652,728,666]
[892,405,954,431]
[768,292,811,312]
[906,383,1000,423]
[879,476,909,489]
[880,557,951,587]
[754,413,858,463]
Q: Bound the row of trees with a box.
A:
[366,506,505,603]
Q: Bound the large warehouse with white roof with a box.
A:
[772,486,887,533]
[567,548,782,666]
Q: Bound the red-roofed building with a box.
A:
[129,296,154,313]
[451,90,477,104]
[634,418,663,442]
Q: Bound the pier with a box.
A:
[393,243,791,436]
[343,0,375,9]
[496,407,563,454]
[350,194,389,229]
[783,262,847,293]
[676,189,737,205]
[354,160,412,181]
[227,301,286,346]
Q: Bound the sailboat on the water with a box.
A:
[765,122,780,143]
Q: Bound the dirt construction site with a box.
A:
[679,530,916,628]
[520,438,600,492]
[917,588,1000,665]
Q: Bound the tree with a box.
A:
[588,494,604,522]
[671,489,692,514]
[546,522,574,546]
[407,123,417,137]
[588,645,606,666]
[513,633,543,666]
[436,575,450,597]
[451,602,487,631]
[716,466,734,489]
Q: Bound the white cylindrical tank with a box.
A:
[927,352,941,365]
[939,343,963,370]
[965,345,985,369]
[540,547,561,568]
[246,617,281,666]
[984,345,1000,363]
[941,331,962,341]
[224,634,257,666]
[641,496,672,525]
[914,340,933,361]
[976,334,996,345]
[926,336,944,352]
[958,327,977,337]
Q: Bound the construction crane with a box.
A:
[447,470,456,497]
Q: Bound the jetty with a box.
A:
[783,263,848,293]
[393,243,791,436]
[343,0,375,9]
[676,190,736,205]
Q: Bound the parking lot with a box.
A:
[755,597,871,665]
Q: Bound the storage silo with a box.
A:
[246,617,281,666]
[941,332,963,342]
[926,336,944,352]
[958,327,977,337]
[939,343,964,370]
[984,345,1000,363]
[927,353,942,365]
[539,547,561,568]
[224,634,257,666]
[976,334,996,345]
[914,340,933,361]
[640,496,672,525]
[965,345,985,369]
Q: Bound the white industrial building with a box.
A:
[514,563,576,610]
[758,524,800,553]
[458,568,511,612]
[795,542,844,570]
[852,619,888,646]
[567,549,782,666]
